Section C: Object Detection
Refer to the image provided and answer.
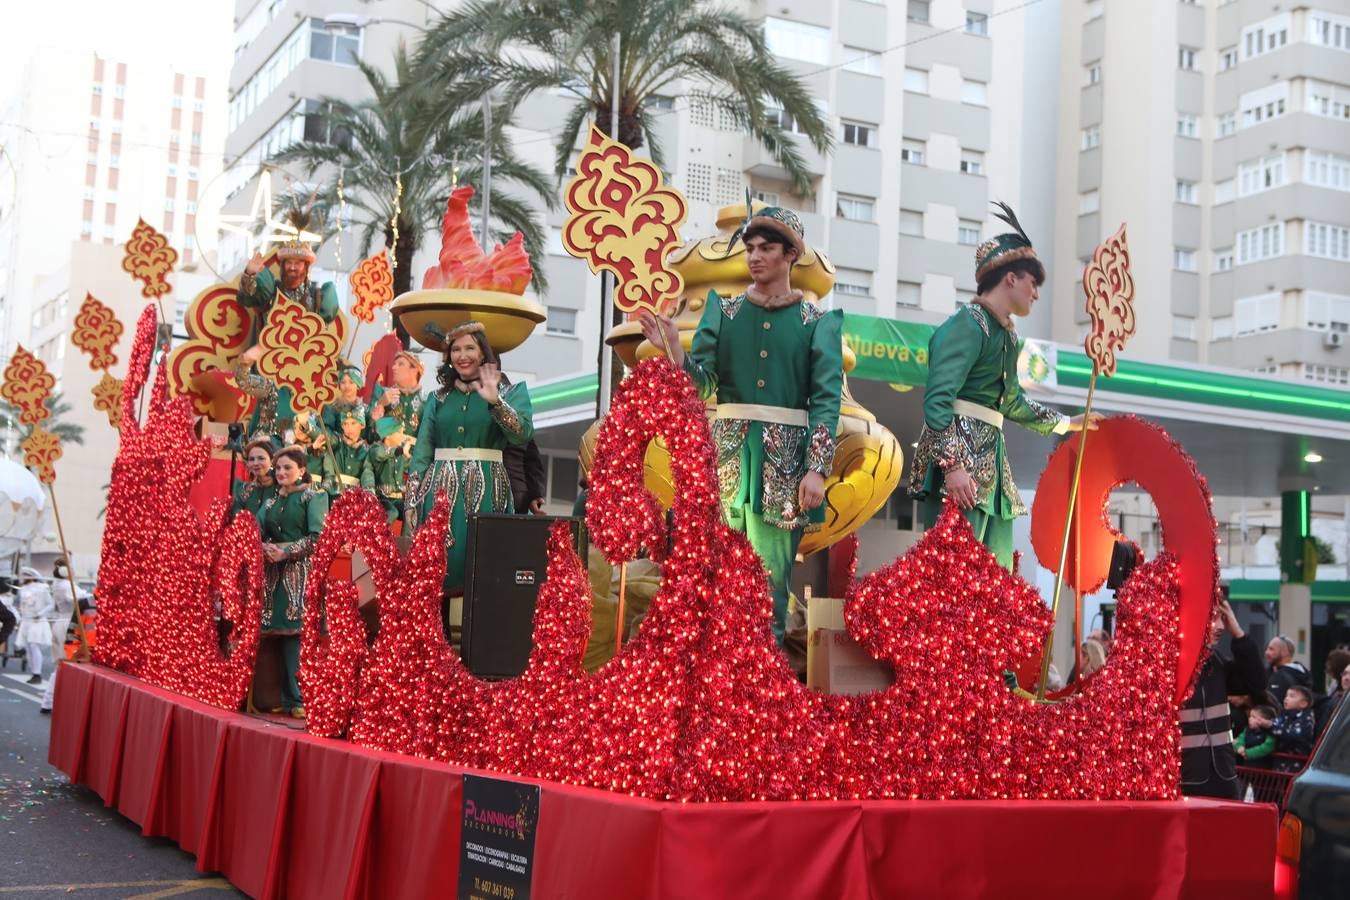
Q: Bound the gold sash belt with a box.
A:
[714,403,808,427]
[953,399,1003,429]
[336,474,360,487]
[434,448,504,463]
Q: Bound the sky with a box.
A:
[0,0,233,87]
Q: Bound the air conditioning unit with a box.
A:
[1325,332,1345,349]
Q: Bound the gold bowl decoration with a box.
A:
[391,288,547,354]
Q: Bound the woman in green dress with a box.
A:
[405,322,533,603]
[231,437,277,523]
[321,406,374,496]
[259,446,329,718]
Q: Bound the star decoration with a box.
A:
[218,170,323,260]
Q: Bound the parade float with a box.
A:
[32,130,1274,899]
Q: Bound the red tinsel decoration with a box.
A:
[98,350,1210,801]
[93,305,265,708]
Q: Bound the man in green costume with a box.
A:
[369,416,411,523]
[322,406,375,496]
[909,202,1098,569]
[640,206,843,645]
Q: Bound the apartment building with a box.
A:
[1053,0,1350,384]
[0,47,228,361]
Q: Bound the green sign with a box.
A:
[841,314,935,386]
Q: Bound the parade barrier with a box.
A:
[50,662,1276,900]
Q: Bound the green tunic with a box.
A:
[372,390,426,444]
[259,486,329,634]
[684,290,844,528]
[231,479,276,524]
[909,303,1067,519]
[406,382,533,590]
[322,439,375,496]
[322,399,369,434]
[368,443,409,521]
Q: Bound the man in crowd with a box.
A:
[1265,634,1311,705]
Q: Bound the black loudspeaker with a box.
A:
[462,514,588,679]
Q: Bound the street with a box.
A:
[0,666,242,899]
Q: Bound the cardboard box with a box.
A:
[806,596,894,696]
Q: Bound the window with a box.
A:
[1310,14,1350,51]
[764,103,816,135]
[545,307,577,335]
[835,194,875,222]
[1237,154,1285,196]
[961,80,988,106]
[900,139,925,165]
[1214,247,1234,272]
[1171,316,1196,340]
[109,153,120,168]
[752,189,780,206]
[1242,21,1289,59]
[164,198,175,212]
[647,95,675,110]
[1081,126,1100,150]
[1305,293,1350,333]
[309,18,361,65]
[957,220,981,245]
[1211,316,1233,340]
[1216,112,1236,137]
[1219,46,1238,71]
[1305,152,1350,191]
[1235,293,1281,335]
[83,187,95,201]
[1173,248,1197,271]
[965,12,988,36]
[1240,83,1289,128]
[907,1,930,25]
[959,149,984,175]
[171,96,183,109]
[1079,190,1100,214]
[834,268,872,297]
[301,99,353,148]
[899,209,924,237]
[903,67,929,94]
[1236,223,1284,264]
[1178,47,1198,71]
[1176,114,1198,138]
[81,220,93,236]
[185,201,197,214]
[763,17,830,64]
[1085,63,1101,86]
[1306,80,1350,120]
[1214,179,1234,204]
[841,120,876,148]
[1305,223,1350,261]
[1175,180,1197,204]
[1303,364,1350,386]
[896,281,921,308]
[842,48,881,76]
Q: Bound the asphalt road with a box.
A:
[0,664,244,899]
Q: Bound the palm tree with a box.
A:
[0,394,87,459]
[274,46,557,302]
[412,0,833,196]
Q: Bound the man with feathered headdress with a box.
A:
[236,205,340,359]
[909,202,1098,569]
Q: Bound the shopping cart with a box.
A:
[1236,753,1308,812]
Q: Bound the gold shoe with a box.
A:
[290,706,306,719]
[269,707,286,714]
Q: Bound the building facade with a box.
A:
[1052,0,1350,384]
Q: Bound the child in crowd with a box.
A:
[1272,685,1316,772]
[1234,704,1277,768]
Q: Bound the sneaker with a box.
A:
[27,674,41,685]
[39,707,51,715]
